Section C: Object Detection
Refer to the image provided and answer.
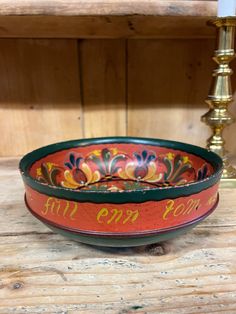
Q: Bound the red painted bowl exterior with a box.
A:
[24,183,219,236]
[19,137,223,245]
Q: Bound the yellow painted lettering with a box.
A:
[70,202,78,220]
[42,197,54,215]
[55,199,61,215]
[184,199,200,215]
[50,200,56,214]
[173,203,185,217]
[208,194,217,205]
[107,209,123,224]
[162,200,175,220]
[63,201,70,217]
[123,210,139,224]
[97,208,109,223]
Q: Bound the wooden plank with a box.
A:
[0,227,236,313]
[81,39,126,138]
[0,16,217,39]
[0,157,236,313]
[0,1,217,16]
[0,39,82,157]
[127,39,216,148]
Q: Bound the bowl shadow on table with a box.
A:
[75,225,213,257]
[78,240,171,257]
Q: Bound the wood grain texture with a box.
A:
[0,16,217,39]
[0,39,82,157]
[127,39,217,148]
[0,1,217,16]
[80,39,126,138]
[0,157,236,313]
[0,38,235,157]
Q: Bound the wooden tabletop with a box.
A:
[0,0,217,38]
[1,157,236,314]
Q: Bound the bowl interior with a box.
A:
[29,142,214,192]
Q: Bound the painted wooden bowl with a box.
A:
[20,137,223,247]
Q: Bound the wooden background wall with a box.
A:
[1,38,236,157]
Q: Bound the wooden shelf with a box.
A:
[0,157,236,313]
[0,0,216,17]
[0,0,217,38]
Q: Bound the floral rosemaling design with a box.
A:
[158,153,195,186]
[118,150,163,183]
[36,147,211,191]
[197,164,209,181]
[37,162,64,187]
[86,148,127,178]
[62,153,101,189]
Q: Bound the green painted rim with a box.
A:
[19,136,223,204]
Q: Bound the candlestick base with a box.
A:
[222,159,236,179]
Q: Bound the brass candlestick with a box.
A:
[202,17,236,179]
